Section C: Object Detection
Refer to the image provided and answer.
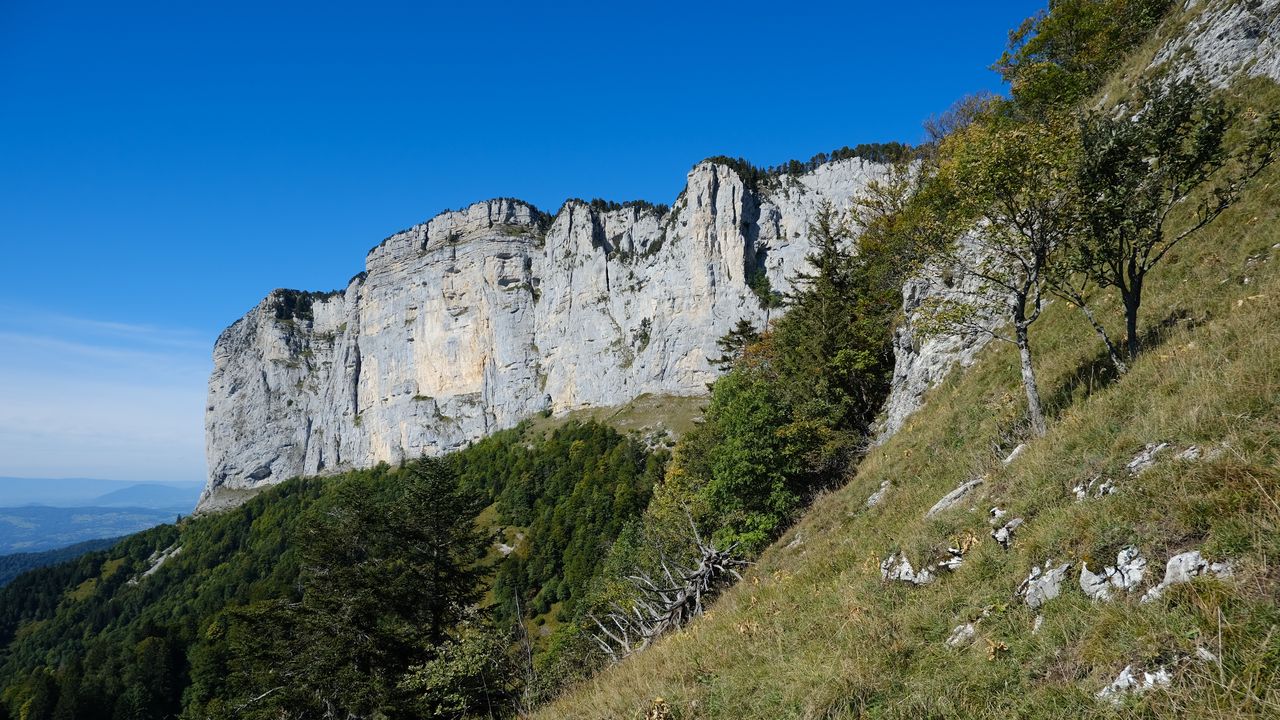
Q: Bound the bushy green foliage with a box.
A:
[1071,76,1280,359]
[269,289,341,321]
[0,538,120,588]
[195,460,492,719]
[996,0,1174,112]
[455,421,667,620]
[0,422,667,719]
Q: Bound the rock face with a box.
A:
[878,233,998,441]
[1152,0,1280,86]
[201,159,893,510]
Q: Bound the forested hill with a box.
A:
[0,420,667,719]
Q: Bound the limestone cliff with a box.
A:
[201,159,891,510]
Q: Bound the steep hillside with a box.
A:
[536,85,1280,720]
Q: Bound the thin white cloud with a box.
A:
[0,310,211,483]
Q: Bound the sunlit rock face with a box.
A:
[201,159,895,510]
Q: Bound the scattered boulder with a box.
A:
[1072,475,1116,501]
[925,477,984,518]
[1018,561,1072,610]
[988,506,1007,522]
[1096,665,1171,704]
[937,546,966,572]
[865,480,891,508]
[1194,646,1217,663]
[880,552,935,586]
[1141,550,1233,603]
[1032,614,1045,634]
[1079,546,1147,601]
[1126,442,1170,476]
[945,622,977,648]
[991,517,1024,550]
[1002,443,1027,465]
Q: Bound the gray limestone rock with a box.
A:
[1126,442,1170,476]
[991,518,1024,550]
[1019,561,1072,610]
[1096,665,1172,704]
[1141,550,1233,603]
[880,552,935,586]
[945,622,976,648]
[877,233,998,441]
[201,159,894,509]
[925,477,985,519]
[865,480,891,509]
[1150,0,1280,87]
[1072,475,1117,501]
[1079,546,1148,601]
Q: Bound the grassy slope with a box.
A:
[522,393,706,444]
[538,93,1280,720]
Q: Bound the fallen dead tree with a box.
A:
[591,521,749,662]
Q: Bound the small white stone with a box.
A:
[1003,443,1027,465]
[865,480,891,508]
[946,623,976,647]
[991,517,1023,549]
[1020,561,1072,610]
[925,477,985,518]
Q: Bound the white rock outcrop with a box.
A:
[925,477,985,518]
[1079,546,1148,601]
[1141,550,1233,603]
[201,159,894,510]
[1151,0,1280,86]
[1019,561,1072,610]
[878,234,999,440]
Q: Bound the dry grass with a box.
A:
[535,90,1280,720]
[523,393,707,443]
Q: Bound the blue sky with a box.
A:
[0,0,1044,483]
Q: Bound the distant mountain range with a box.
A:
[0,537,121,587]
[0,478,201,554]
[0,477,202,510]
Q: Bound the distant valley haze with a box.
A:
[0,477,201,553]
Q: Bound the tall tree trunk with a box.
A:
[1124,288,1142,361]
[1015,320,1048,437]
[1077,302,1128,374]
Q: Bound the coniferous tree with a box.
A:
[712,318,761,370]
[223,459,492,719]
